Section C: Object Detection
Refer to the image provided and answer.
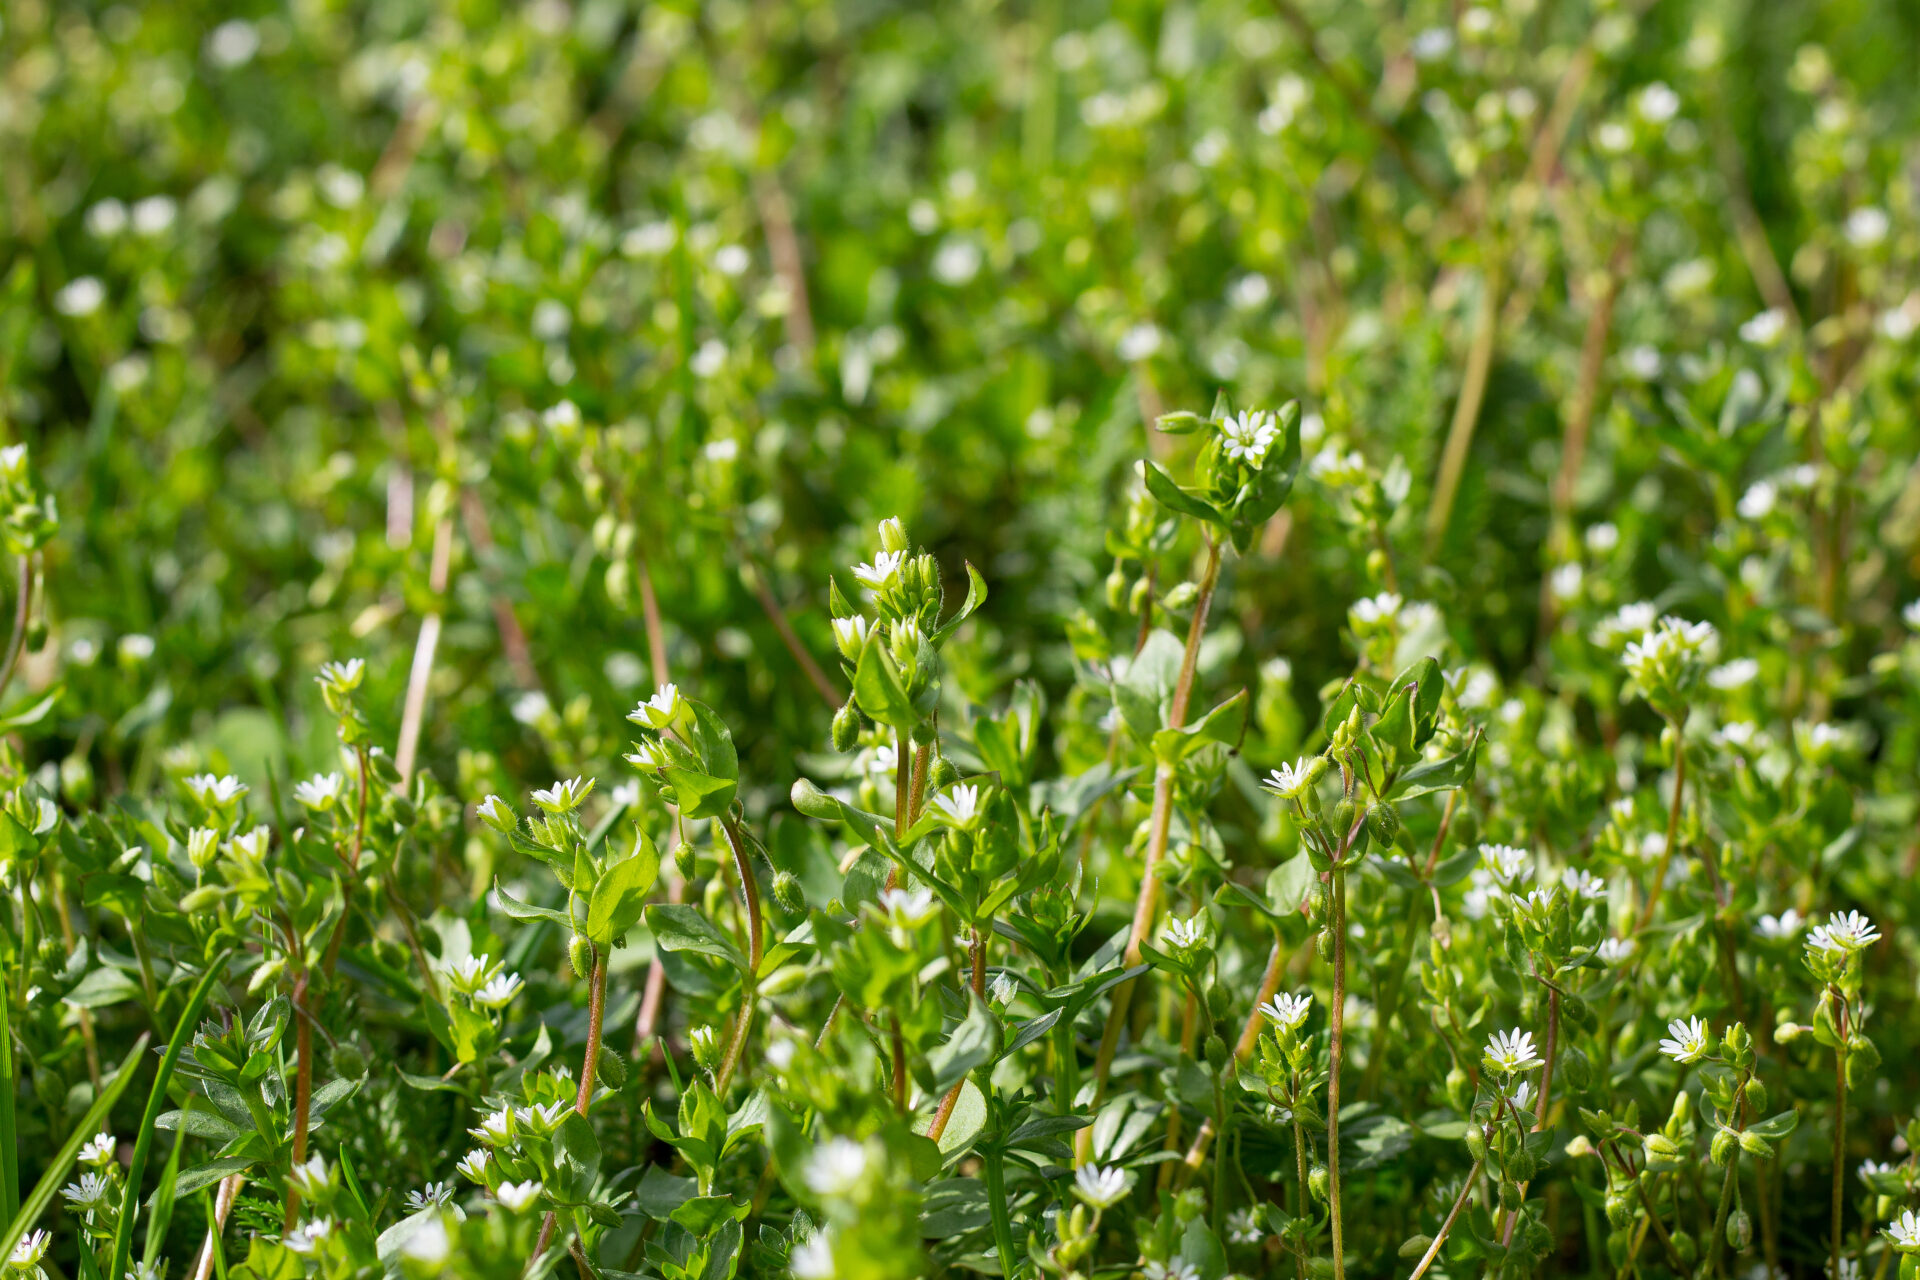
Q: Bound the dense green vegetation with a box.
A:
[5,0,1920,1277]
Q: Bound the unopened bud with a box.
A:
[832,701,860,752]
[569,934,593,979]
[1726,1208,1751,1250]
[773,871,805,914]
[596,1046,628,1090]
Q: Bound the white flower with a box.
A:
[805,1137,871,1197]
[519,1100,571,1135]
[830,615,869,658]
[1622,616,1719,690]
[469,1107,516,1146]
[1860,1158,1895,1187]
[474,973,525,1010]
[1806,910,1880,955]
[80,1132,116,1166]
[1636,82,1681,123]
[1887,1207,1920,1250]
[1591,601,1659,649]
[1739,308,1788,347]
[1219,410,1279,466]
[1227,1206,1263,1244]
[877,887,938,928]
[1259,992,1312,1034]
[187,773,248,806]
[1658,1015,1710,1064]
[10,1232,49,1269]
[1117,322,1162,362]
[1262,758,1317,800]
[1480,844,1533,886]
[931,784,981,825]
[1350,592,1403,627]
[987,972,1018,1006]
[1597,937,1635,965]
[1737,480,1777,520]
[474,795,515,829]
[443,954,501,994]
[690,339,727,378]
[61,1172,112,1210]
[1707,658,1759,690]
[1832,1259,1863,1280]
[1484,1028,1542,1074]
[317,658,365,690]
[285,1218,334,1255]
[1846,206,1891,249]
[1073,1163,1130,1209]
[790,1232,835,1278]
[494,1180,544,1213]
[714,244,751,277]
[1507,1079,1535,1111]
[1623,345,1662,380]
[399,1215,451,1265]
[288,1155,329,1198]
[405,1182,456,1212]
[851,551,906,592]
[530,776,594,813]
[1755,909,1803,940]
[455,1149,491,1183]
[294,772,344,812]
[55,277,106,317]
[630,683,683,730]
[1563,869,1607,900]
[1143,1262,1200,1280]
[1160,913,1209,952]
[1585,522,1620,553]
[1412,27,1454,60]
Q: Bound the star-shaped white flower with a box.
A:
[1258,992,1312,1034]
[1563,869,1607,900]
[1755,909,1803,940]
[455,1150,491,1184]
[1160,913,1209,952]
[79,1132,115,1166]
[1261,758,1316,800]
[1806,910,1880,956]
[1226,1206,1263,1244]
[1484,1028,1542,1074]
[61,1172,112,1210]
[293,772,344,812]
[1480,844,1533,887]
[1658,1015,1710,1064]
[1887,1206,1920,1250]
[1073,1163,1130,1209]
[474,973,525,1010]
[494,1180,544,1213]
[530,776,594,813]
[805,1138,871,1197]
[851,551,906,592]
[405,1182,455,1212]
[931,783,981,826]
[1219,409,1278,466]
[629,683,683,730]
[186,773,248,807]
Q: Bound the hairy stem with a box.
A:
[1328,863,1348,1280]
[713,819,765,1096]
[1089,538,1223,1105]
[1407,1160,1483,1280]
[1832,993,1849,1280]
[982,1141,1019,1279]
[283,970,314,1229]
[926,926,988,1143]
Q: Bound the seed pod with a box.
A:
[1446,1066,1471,1112]
[1726,1207,1751,1251]
[930,756,961,789]
[1604,1191,1631,1230]
[1743,1077,1768,1115]
[569,934,594,979]
[1497,1180,1521,1211]
[1643,1133,1681,1161]
[1128,575,1151,616]
[1710,1128,1735,1166]
[1204,1034,1229,1073]
[831,701,860,752]
[597,1046,628,1090]
[1308,1165,1329,1203]
[1365,802,1400,845]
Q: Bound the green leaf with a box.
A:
[1113,630,1184,741]
[1390,735,1480,800]
[493,879,573,928]
[63,966,143,1009]
[112,953,233,1280]
[1747,1110,1800,1140]
[646,903,749,973]
[925,993,1002,1092]
[169,1159,253,1200]
[852,638,918,732]
[1142,460,1223,525]
[1,1032,151,1272]
[1267,852,1316,915]
[586,832,662,944]
[932,562,989,644]
[1152,688,1249,763]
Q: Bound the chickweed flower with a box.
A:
[851,551,906,592]
[10,1232,50,1270]
[405,1183,455,1212]
[1484,1028,1542,1075]
[1658,1015,1711,1064]
[1479,843,1533,887]
[494,1181,544,1213]
[474,794,516,831]
[831,615,869,658]
[629,683,683,730]
[1261,757,1318,800]
[293,772,345,812]
[1887,1207,1920,1251]
[1259,992,1312,1034]
[454,1150,491,1184]
[80,1132,115,1166]
[473,972,525,1009]
[1160,913,1209,953]
[1073,1163,1130,1209]
[1806,910,1880,956]
[61,1172,112,1210]
[529,776,594,813]
[186,773,248,807]
[931,783,981,825]
[1219,409,1279,465]
[805,1137,871,1197]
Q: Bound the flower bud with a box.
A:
[1128,575,1151,616]
[1604,1191,1631,1229]
[1105,567,1128,610]
[1308,1165,1329,1203]
[569,934,594,979]
[1710,1128,1735,1166]
[1365,802,1400,845]
[1465,1125,1488,1162]
[1737,1131,1770,1159]
[1643,1133,1681,1161]
[675,839,697,883]
[1497,1180,1521,1211]
[832,701,860,752]
[1162,582,1198,613]
[1670,1229,1696,1266]
[773,870,805,914]
[1204,1034,1229,1074]
[877,517,910,555]
[1725,1208,1751,1251]
[597,1046,628,1090]
[930,755,961,789]
[1446,1066,1470,1112]
[1742,1077,1768,1115]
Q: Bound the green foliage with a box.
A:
[6,0,1920,1277]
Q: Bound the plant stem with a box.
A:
[1426,256,1503,546]
[1328,862,1348,1280]
[0,984,15,1224]
[1180,939,1286,1171]
[575,946,608,1111]
[982,1142,1019,1279]
[1636,737,1687,933]
[283,969,314,1229]
[927,925,988,1143]
[1090,538,1222,1104]
[1407,1160,1483,1280]
[395,513,455,784]
[1832,992,1850,1280]
[742,551,840,707]
[713,818,765,1096]
[0,554,34,701]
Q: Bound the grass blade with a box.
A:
[0,1031,151,1263]
[109,952,230,1280]
[142,1093,194,1270]
[0,989,17,1223]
